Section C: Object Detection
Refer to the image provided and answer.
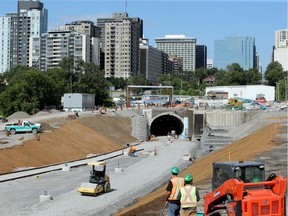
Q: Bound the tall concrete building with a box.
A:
[155,34,196,72]
[0,15,14,73]
[30,30,92,71]
[0,0,47,73]
[56,21,100,38]
[97,12,143,78]
[17,0,48,67]
[196,45,207,69]
[207,59,214,69]
[168,55,183,74]
[55,21,101,65]
[214,36,256,70]
[139,39,172,85]
[273,29,288,71]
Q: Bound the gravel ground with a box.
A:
[14,137,197,216]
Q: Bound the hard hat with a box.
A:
[252,177,260,182]
[171,167,179,174]
[184,174,193,182]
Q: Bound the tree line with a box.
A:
[0,57,286,116]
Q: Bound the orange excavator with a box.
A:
[203,161,287,216]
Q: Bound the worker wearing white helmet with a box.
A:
[178,174,200,216]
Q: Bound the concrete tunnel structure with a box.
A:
[150,113,184,136]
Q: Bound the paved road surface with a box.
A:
[0,137,197,216]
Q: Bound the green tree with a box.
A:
[56,59,110,106]
[107,77,127,90]
[58,56,83,93]
[0,68,57,116]
[265,61,284,86]
[46,67,69,105]
[226,63,246,85]
[2,65,28,82]
[74,62,110,106]
[0,73,6,92]
[213,69,230,86]
[277,79,287,100]
[246,68,262,84]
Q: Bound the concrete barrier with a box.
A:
[206,110,258,127]
[39,191,52,202]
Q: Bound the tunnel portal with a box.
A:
[150,114,184,136]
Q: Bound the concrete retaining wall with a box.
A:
[206,110,259,127]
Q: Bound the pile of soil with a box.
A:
[0,115,136,174]
[7,111,30,121]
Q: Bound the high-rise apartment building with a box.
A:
[0,16,13,73]
[0,0,47,73]
[196,45,207,69]
[30,30,92,71]
[273,29,288,71]
[17,0,48,67]
[97,12,143,78]
[168,55,183,73]
[55,21,101,65]
[155,35,196,72]
[56,21,100,38]
[214,36,256,70]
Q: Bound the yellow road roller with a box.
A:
[78,161,111,196]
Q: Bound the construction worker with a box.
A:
[128,145,137,157]
[166,166,185,216]
[178,174,200,216]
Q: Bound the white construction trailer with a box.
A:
[63,93,95,112]
[205,85,275,101]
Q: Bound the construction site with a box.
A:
[0,103,287,216]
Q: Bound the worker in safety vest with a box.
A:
[178,174,200,216]
[128,145,137,157]
[166,166,185,216]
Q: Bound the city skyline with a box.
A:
[1,0,287,71]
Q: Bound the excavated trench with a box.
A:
[150,114,184,136]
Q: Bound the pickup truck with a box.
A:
[5,120,42,135]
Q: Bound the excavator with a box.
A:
[203,161,287,216]
[226,98,244,110]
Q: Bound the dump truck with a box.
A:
[78,161,111,196]
[203,161,287,216]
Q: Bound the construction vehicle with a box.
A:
[226,98,243,110]
[78,161,111,196]
[203,161,287,216]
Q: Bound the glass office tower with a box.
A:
[214,36,256,70]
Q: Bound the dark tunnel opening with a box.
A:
[150,114,184,136]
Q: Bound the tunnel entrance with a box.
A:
[150,114,184,136]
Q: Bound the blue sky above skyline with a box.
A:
[1,0,287,71]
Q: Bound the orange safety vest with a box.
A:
[168,177,185,200]
[180,185,197,208]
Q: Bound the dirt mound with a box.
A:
[40,122,54,131]
[115,122,286,216]
[0,116,136,174]
[35,109,61,116]
[80,116,136,145]
[7,111,30,121]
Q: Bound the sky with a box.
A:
[1,0,287,71]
